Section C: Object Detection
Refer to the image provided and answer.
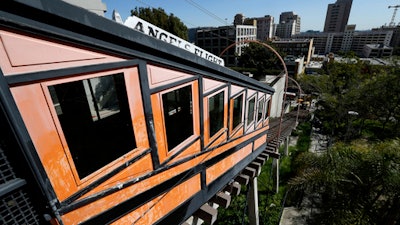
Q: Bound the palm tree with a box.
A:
[288,139,400,225]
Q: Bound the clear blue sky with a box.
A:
[103,0,400,31]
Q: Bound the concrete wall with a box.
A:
[63,0,106,16]
[264,74,287,118]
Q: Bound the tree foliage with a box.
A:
[216,123,312,225]
[289,139,400,225]
[300,61,400,141]
[131,7,188,40]
[236,42,284,78]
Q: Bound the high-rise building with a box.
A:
[244,15,275,41]
[275,11,300,38]
[323,0,353,33]
[279,11,301,34]
[256,16,275,41]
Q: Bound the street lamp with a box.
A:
[346,110,359,141]
[286,76,304,126]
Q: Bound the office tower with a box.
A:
[245,15,275,41]
[276,11,300,38]
[324,0,353,33]
[256,15,275,40]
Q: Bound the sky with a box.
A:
[103,0,400,32]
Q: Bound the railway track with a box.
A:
[265,109,309,156]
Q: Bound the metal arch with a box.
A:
[219,39,289,149]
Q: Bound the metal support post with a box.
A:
[284,136,289,156]
[248,177,259,225]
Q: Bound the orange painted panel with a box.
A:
[11,67,152,202]
[0,29,123,75]
[254,134,267,151]
[230,84,245,97]
[111,174,201,225]
[61,158,205,225]
[11,83,77,200]
[206,143,253,185]
[192,81,201,138]
[205,127,267,161]
[147,65,194,89]
[229,126,244,139]
[151,93,168,162]
[151,80,200,164]
[207,132,228,149]
[166,139,201,165]
[203,96,210,144]
[203,78,224,93]
[256,121,263,130]
[78,154,153,199]
[125,68,150,149]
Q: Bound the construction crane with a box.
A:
[388,5,400,27]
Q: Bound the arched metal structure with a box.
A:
[219,40,289,146]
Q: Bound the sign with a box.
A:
[121,15,225,66]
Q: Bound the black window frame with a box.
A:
[257,97,265,124]
[161,84,194,152]
[231,93,244,132]
[48,73,137,179]
[246,96,256,128]
[264,98,271,120]
[208,90,225,138]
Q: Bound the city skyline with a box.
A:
[103,0,400,32]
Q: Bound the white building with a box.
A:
[262,74,288,118]
[235,25,257,56]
